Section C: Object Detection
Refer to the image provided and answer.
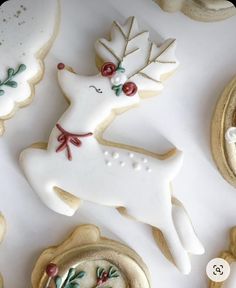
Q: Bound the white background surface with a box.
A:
[0,0,236,287]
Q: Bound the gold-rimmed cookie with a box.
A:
[209,227,236,287]
[211,76,236,187]
[32,225,151,288]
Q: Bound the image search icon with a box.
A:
[206,258,231,282]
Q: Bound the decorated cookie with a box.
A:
[0,0,60,135]
[209,227,236,288]
[156,0,236,22]
[211,76,236,187]
[0,213,6,288]
[20,17,204,274]
[31,225,151,288]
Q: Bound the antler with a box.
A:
[95,16,178,92]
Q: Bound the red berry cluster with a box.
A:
[101,62,137,97]
[97,271,109,285]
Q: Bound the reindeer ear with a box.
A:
[95,16,178,93]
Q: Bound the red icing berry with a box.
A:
[122,82,137,96]
[101,62,116,77]
[57,63,65,70]
[46,263,59,277]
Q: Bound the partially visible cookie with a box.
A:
[155,0,236,22]
[0,214,6,288]
[211,76,236,187]
[31,225,151,288]
[0,0,60,135]
[209,227,236,288]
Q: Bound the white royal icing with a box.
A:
[95,17,178,93]
[225,127,236,144]
[0,0,59,119]
[20,17,204,274]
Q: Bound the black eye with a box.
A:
[89,85,102,93]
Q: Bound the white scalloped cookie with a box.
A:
[156,0,236,22]
[0,0,59,135]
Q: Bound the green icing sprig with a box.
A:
[54,268,86,288]
[0,64,27,96]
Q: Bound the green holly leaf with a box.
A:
[17,64,27,74]
[97,267,105,278]
[0,90,4,96]
[7,68,14,78]
[5,81,17,88]
[76,271,86,279]
[65,283,80,288]
[54,275,62,288]
[112,84,122,96]
[70,270,86,281]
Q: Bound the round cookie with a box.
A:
[209,227,236,288]
[0,0,60,135]
[211,76,236,187]
[31,225,151,288]
[156,0,236,22]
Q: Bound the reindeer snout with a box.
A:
[57,63,65,70]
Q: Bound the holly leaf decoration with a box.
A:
[0,64,26,96]
[7,68,15,78]
[97,267,105,279]
[5,81,17,88]
[108,266,119,278]
[53,268,86,288]
[95,16,178,92]
[54,276,62,288]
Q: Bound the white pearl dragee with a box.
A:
[225,127,236,144]
[111,72,127,86]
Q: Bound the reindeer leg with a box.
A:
[172,197,205,255]
[153,220,191,275]
[20,147,80,216]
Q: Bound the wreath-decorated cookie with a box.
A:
[0,0,59,135]
[211,76,236,187]
[31,225,151,288]
[209,227,236,288]
[20,16,204,274]
[156,0,236,22]
[0,213,6,288]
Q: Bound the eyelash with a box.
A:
[89,85,103,94]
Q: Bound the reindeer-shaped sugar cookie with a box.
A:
[20,17,204,274]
